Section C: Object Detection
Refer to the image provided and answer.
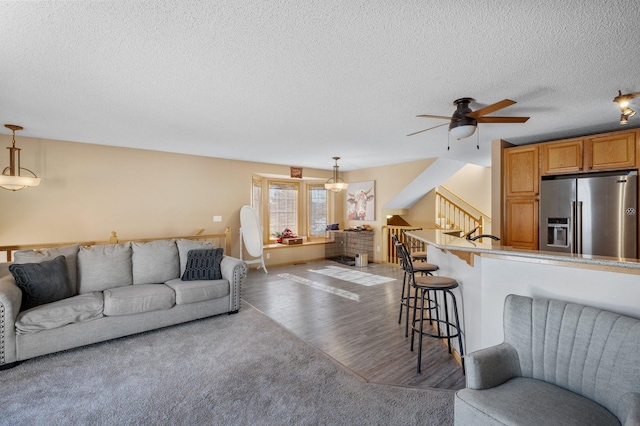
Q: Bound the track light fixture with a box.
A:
[613,90,639,124]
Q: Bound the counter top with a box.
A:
[405,229,640,271]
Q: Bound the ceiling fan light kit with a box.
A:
[614,90,639,124]
[409,97,530,149]
[0,124,41,191]
[448,98,478,140]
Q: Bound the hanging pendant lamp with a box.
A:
[324,157,348,193]
[0,124,41,191]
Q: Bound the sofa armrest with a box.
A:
[465,342,522,390]
[0,273,22,365]
[220,256,247,312]
[618,392,640,426]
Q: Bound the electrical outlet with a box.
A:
[266,253,270,259]
[377,245,381,252]
[213,216,222,222]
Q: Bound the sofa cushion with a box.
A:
[15,292,104,334]
[77,243,133,294]
[131,239,180,284]
[455,377,620,426]
[176,239,215,275]
[13,244,81,294]
[165,278,229,305]
[103,284,175,316]
[181,248,224,281]
[9,256,74,311]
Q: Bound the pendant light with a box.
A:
[324,157,348,193]
[0,124,41,191]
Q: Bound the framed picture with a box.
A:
[346,181,375,221]
[290,167,303,179]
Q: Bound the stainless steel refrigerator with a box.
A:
[539,170,638,258]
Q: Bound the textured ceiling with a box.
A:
[2,1,640,171]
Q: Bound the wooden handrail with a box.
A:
[436,191,483,235]
[439,185,491,219]
[0,227,231,262]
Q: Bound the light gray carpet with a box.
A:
[0,305,455,425]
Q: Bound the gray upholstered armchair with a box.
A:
[455,294,640,426]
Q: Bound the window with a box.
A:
[308,184,328,238]
[254,176,332,244]
[268,181,299,239]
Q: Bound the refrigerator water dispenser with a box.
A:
[547,218,570,247]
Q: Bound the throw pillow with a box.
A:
[176,239,215,276]
[181,248,224,281]
[13,244,81,294]
[9,255,73,311]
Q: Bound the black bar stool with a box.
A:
[396,241,464,375]
[391,234,438,337]
[401,228,427,262]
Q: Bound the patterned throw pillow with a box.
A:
[9,255,73,311]
[181,249,224,281]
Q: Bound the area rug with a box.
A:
[0,305,454,425]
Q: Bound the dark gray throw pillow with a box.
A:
[181,248,224,281]
[9,255,73,311]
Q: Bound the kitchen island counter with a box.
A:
[404,229,640,355]
[406,229,640,273]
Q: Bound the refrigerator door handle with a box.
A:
[576,201,583,255]
[571,201,576,254]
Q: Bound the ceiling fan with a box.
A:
[408,98,530,146]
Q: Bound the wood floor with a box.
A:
[241,260,466,390]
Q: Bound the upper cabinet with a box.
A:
[504,145,539,197]
[540,130,637,176]
[540,139,584,175]
[585,131,636,172]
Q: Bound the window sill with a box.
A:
[263,239,332,249]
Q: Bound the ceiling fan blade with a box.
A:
[475,116,530,123]
[466,99,517,118]
[407,122,449,136]
[416,114,453,120]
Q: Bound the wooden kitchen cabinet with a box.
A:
[540,139,584,175]
[504,198,538,249]
[504,145,539,197]
[585,131,636,172]
[503,145,539,250]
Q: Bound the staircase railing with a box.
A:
[435,186,490,236]
[383,189,491,264]
[381,226,426,265]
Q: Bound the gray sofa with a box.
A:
[455,294,640,426]
[0,238,247,369]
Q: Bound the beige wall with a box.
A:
[442,164,492,215]
[0,134,491,265]
[0,135,334,261]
